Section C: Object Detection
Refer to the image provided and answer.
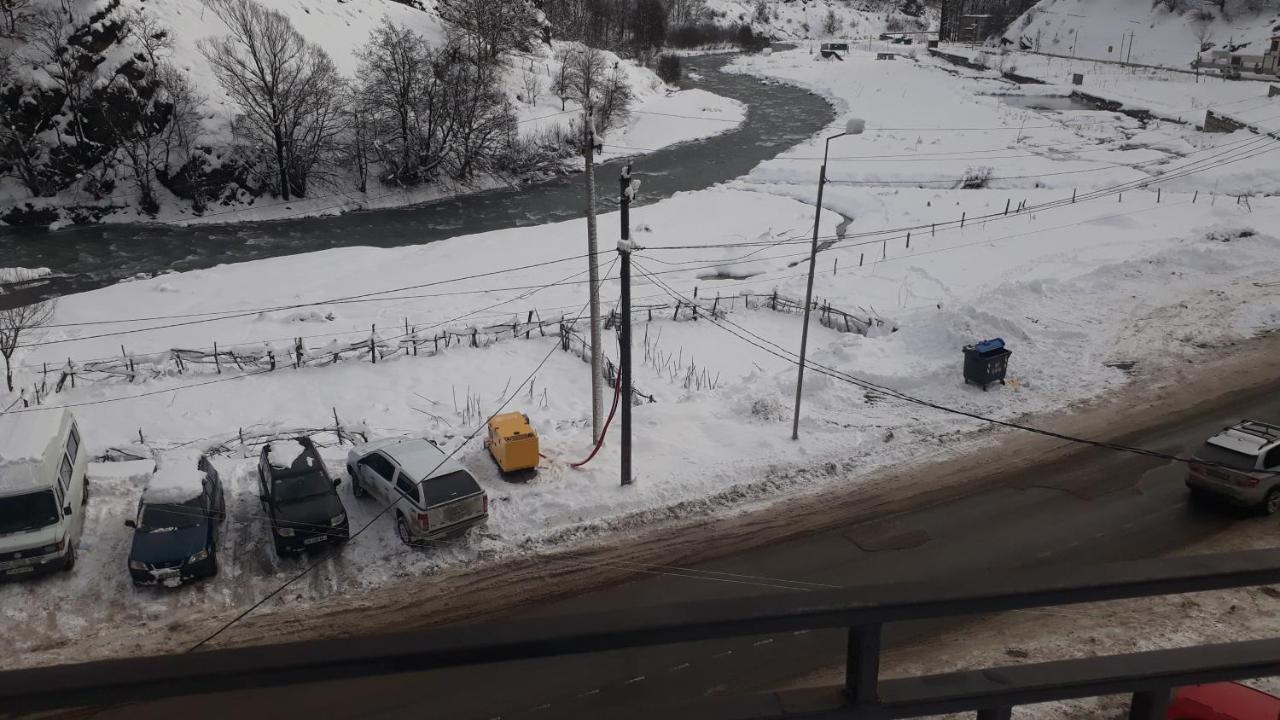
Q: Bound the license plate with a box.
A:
[304,535,327,545]
[6,566,34,575]
[162,577,182,588]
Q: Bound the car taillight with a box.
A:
[1241,474,1261,487]
[417,513,430,529]
[483,495,489,514]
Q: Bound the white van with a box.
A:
[0,409,89,578]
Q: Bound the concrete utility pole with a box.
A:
[618,165,638,487]
[792,118,864,441]
[583,102,604,442]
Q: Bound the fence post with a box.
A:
[673,301,682,319]
[68,358,75,389]
[1004,198,1010,215]
[138,428,145,445]
[770,291,777,310]
[845,624,882,705]
[931,222,935,236]
[961,212,966,228]
[712,294,720,314]
[1157,187,1161,203]
[882,240,886,259]
[471,328,478,348]
[1072,188,1077,203]
[1193,190,1198,204]
[859,253,864,267]
[268,350,276,371]
[834,258,838,276]
[906,231,911,249]
[213,343,221,375]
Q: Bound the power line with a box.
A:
[633,261,1280,477]
[187,256,621,652]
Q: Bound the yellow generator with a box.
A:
[486,412,539,473]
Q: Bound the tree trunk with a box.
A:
[273,125,290,201]
[3,353,12,393]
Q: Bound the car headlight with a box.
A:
[129,560,147,571]
[330,513,346,526]
[188,548,209,563]
[39,540,65,555]
[276,527,296,537]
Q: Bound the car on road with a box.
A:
[0,409,88,579]
[126,455,225,587]
[258,438,349,556]
[1169,682,1280,719]
[1185,420,1280,514]
[347,438,488,547]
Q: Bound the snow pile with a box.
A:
[0,267,53,284]
[1006,0,1280,68]
[267,441,308,471]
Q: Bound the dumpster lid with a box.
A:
[975,338,1005,354]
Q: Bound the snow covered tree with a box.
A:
[200,0,343,200]
[822,9,843,37]
[356,20,435,185]
[0,284,54,393]
[564,45,630,130]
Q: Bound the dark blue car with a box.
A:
[126,455,225,587]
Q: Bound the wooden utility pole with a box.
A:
[583,102,604,441]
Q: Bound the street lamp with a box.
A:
[792,117,865,441]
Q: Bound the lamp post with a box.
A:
[792,118,865,441]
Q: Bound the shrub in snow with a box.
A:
[960,166,994,190]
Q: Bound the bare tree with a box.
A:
[436,0,539,63]
[357,20,435,184]
[337,81,373,193]
[521,60,542,105]
[565,45,608,118]
[596,61,632,131]
[552,46,575,110]
[157,63,205,173]
[0,0,34,37]
[28,2,91,146]
[0,281,55,393]
[199,0,343,200]
[1192,20,1214,55]
[822,9,843,37]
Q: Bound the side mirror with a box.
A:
[124,519,136,529]
[63,506,73,517]
[333,478,342,488]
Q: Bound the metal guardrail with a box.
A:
[3,550,1280,716]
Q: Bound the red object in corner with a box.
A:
[1169,683,1280,720]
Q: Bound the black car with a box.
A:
[126,455,225,587]
[259,438,349,556]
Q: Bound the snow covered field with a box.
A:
[2,44,1279,666]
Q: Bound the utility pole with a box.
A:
[618,165,638,487]
[792,118,864,441]
[583,102,604,442]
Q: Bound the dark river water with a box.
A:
[0,52,834,303]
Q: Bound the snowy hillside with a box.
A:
[705,0,937,41]
[1004,0,1280,68]
[0,0,742,227]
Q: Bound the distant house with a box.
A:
[1265,34,1280,75]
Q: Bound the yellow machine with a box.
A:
[486,412,539,473]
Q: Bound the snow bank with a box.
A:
[0,267,52,284]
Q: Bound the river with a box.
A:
[0,52,834,303]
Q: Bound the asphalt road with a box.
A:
[63,387,1280,719]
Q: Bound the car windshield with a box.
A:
[0,490,60,535]
[139,498,205,532]
[1198,442,1258,471]
[273,470,332,503]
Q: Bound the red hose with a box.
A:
[571,373,622,468]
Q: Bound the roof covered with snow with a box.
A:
[0,410,70,495]
[143,463,207,505]
[379,438,465,481]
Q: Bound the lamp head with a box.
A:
[845,118,866,135]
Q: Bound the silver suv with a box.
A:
[1186,420,1280,514]
[347,438,488,546]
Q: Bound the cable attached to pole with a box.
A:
[571,371,622,469]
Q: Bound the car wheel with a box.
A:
[209,550,220,578]
[1263,488,1280,516]
[351,468,367,498]
[62,544,76,572]
[396,515,414,547]
[1187,486,1213,505]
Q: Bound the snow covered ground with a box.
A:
[1006,0,1280,70]
[704,0,936,42]
[2,45,1279,666]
